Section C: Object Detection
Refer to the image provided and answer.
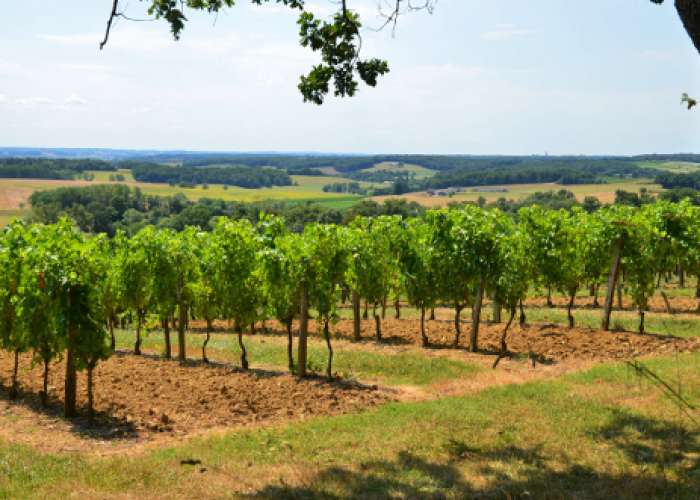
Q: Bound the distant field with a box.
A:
[0,174,368,219]
[637,160,700,173]
[122,175,367,202]
[0,167,679,224]
[0,178,99,211]
[90,169,134,182]
[372,179,661,207]
[361,161,436,179]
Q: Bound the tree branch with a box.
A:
[100,0,120,50]
[675,0,700,54]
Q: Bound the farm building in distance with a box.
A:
[427,187,465,197]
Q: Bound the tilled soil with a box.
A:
[280,318,700,364]
[191,316,700,363]
[3,316,698,455]
[0,352,389,452]
[524,295,700,314]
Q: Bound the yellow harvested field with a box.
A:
[372,180,662,207]
[0,174,364,214]
[0,179,99,210]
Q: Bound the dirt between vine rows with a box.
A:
[2,317,698,456]
[0,352,389,454]
[524,295,699,314]
[233,317,700,364]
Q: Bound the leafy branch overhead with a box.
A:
[100,1,698,104]
[100,0,435,104]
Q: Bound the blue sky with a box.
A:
[1,0,699,154]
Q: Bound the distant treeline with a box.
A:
[125,162,292,188]
[424,160,658,189]
[29,184,424,235]
[174,155,378,173]
[655,171,700,190]
[633,154,700,163]
[126,153,697,175]
[0,158,115,179]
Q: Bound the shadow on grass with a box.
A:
[247,413,700,499]
[248,441,700,499]
[593,409,700,470]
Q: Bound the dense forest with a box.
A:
[126,162,292,188]
[655,171,700,190]
[424,160,658,190]
[0,158,115,179]
[120,153,667,174]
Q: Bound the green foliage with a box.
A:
[346,217,397,311]
[212,219,262,327]
[301,224,348,319]
[400,218,440,311]
[3,200,700,416]
[137,0,385,104]
[297,10,389,104]
[0,158,114,180]
[520,207,581,297]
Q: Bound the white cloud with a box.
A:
[0,94,6,103]
[130,106,153,114]
[15,97,53,107]
[481,24,534,41]
[65,94,87,106]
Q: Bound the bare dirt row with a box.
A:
[0,352,388,454]
[1,316,699,455]
[199,317,700,364]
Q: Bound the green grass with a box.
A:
[522,307,700,338]
[3,353,700,498]
[114,329,481,386]
[87,169,134,182]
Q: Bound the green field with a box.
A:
[120,174,369,207]
[637,161,700,174]
[361,161,437,179]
